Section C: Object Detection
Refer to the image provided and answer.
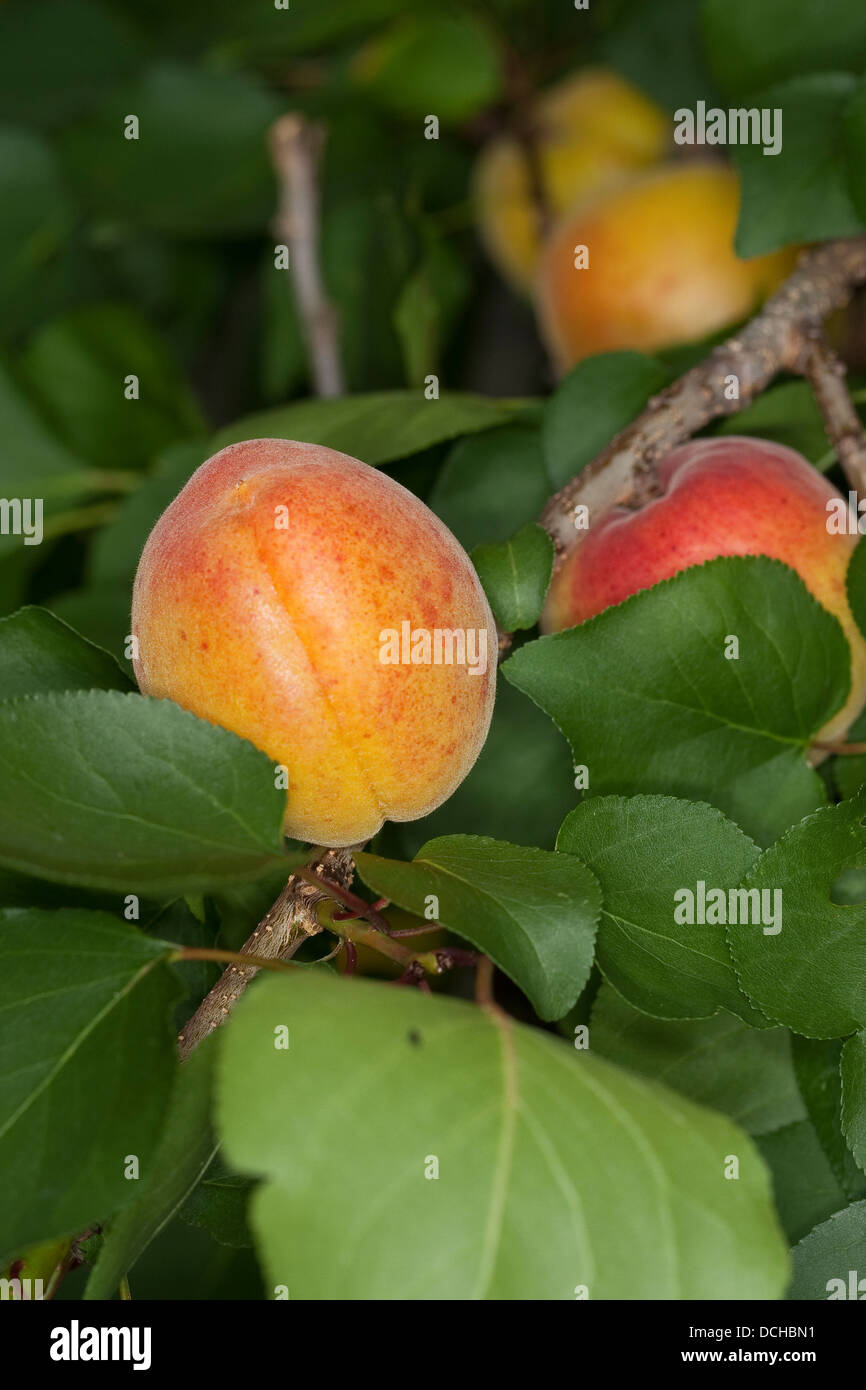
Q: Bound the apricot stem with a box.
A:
[176,845,356,1060]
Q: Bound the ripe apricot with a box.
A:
[473,69,668,292]
[535,163,798,370]
[542,436,866,742]
[132,440,497,846]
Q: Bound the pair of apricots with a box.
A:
[131,75,860,850]
[133,436,866,848]
[473,69,797,370]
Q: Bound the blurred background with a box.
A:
[0,0,809,635]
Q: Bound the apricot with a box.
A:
[132,440,497,847]
[535,163,798,371]
[473,69,668,292]
[541,436,866,743]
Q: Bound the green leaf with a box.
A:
[354,14,502,123]
[395,672,577,856]
[0,908,179,1260]
[60,62,282,238]
[89,441,208,585]
[841,1031,866,1176]
[558,795,764,1022]
[19,304,205,471]
[43,588,136,672]
[728,791,866,1037]
[84,1038,218,1299]
[715,381,832,468]
[180,1157,254,1250]
[471,524,553,632]
[792,1035,866,1197]
[602,0,719,110]
[789,1201,866,1299]
[541,352,671,491]
[756,1120,850,1246]
[430,426,551,552]
[590,982,804,1134]
[0,125,75,337]
[504,556,846,848]
[0,606,131,697]
[733,74,862,258]
[393,239,470,387]
[0,0,143,127]
[357,835,600,1021]
[213,391,527,466]
[0,690,289,894]
[218,971,788,1299]
[844,76,866,228]
[0,357,88,497]
[702,0,866,98]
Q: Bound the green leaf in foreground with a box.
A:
[505,557,847,847]
[589,982,804,1135]
[0,690,289,893]
[471,524,554,632]
[0,606,132,697]
[727,791,866,1037]
[0,909,179,1260]
[357,836,600,1021]
[212,391,527,465]
[790,1201,866,1300]
[218,972,788,1299]
[557,795,764,1023]
[84,1037,217,1299]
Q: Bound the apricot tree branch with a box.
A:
[796,332,866,495]
[269,113,345,399]
[177,846,355,1060]
[539,236,866,554]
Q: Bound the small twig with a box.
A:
[812,739,866,755]
[269,113,344,399]
[475,956,495,1007]
[796,332,866,495]
[177,846,356,1060]
[171,947,301,974]
[293,866,393,935]
[344,940,357,976]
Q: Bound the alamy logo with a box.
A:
[674,881,782,935]
[49,1320,152,1371]
[379,621,488,676]
[674,101,782,156]
[826,1270,866,1299]
[0,497,43,545]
